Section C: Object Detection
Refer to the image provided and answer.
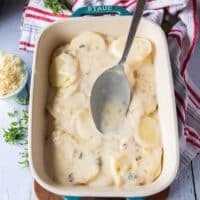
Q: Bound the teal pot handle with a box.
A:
[63,197,81,200]
[72,5,131,17]
[126,198,145,200]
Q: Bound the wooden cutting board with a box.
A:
[34,180,170,200]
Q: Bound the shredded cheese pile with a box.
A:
[0,51,25,96]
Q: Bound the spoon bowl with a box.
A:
[90,64,131,132]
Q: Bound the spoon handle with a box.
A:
[119,0,146,65]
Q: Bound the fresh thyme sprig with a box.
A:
[16,95,29,105]
[18,139,29,168]
[2,109,29,167]
[3,110,28,144]
[43,0,72,13]
[8,109,19,117]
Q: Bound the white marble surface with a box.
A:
[0,0,199,200]
[0,100,35,200]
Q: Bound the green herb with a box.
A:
[43,0,72,13]
[15,95,29,105]
[78,152,83,159]
[18,159,29,168]
[79,44,85,48]
[18,140,29,168]
[122,143,128,149]
[3,110,28,144]
[8,109,19,117]
[128,172,133,180]
[68,173,74,182]
[2,109,29,167]
[136,155,142,161]
[95,157,102,167]
[134,174,138,179]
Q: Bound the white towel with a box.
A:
[20,0,200,171]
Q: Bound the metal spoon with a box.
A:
[90,0,146,133]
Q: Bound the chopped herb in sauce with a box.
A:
[128,172,138,180]
[79,44,85,48]
[136,155,142,161]
[68,173,74,183]
[128,172,133,180]
[95,158,102,167]
[78,152,83,159]
[134,174,138,179]
[122,143,128,149]
[139,181,145,185]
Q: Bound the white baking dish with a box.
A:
[28,8,179,198]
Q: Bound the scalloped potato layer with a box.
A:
[45,32,162,187]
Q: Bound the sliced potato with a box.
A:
[135,148,162,184]
[135,117,161,148]
[75,109,97,140]
[110,36,152,68]
[69,156,101,184]
[49,53,79,87]
[150,149,162,180]
[132,37,152,63]
[109,36,125,58]
[52,44,70,58]
[62,73,79,88]
[50,133,101,184]
[70,31,107,52]
[135,64,157,114]
[111,154,132,186]
[56,81,80,98]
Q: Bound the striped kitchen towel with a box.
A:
[20,0,200,171]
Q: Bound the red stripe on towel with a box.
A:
[19,41,35,48]
[25,13,55,22]
[186,137,200,148]
[168,33,182,48]
[185,81,200,105]
[185,127,200,141]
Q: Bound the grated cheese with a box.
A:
[0,51,25,96]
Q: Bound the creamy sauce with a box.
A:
[45,32,162,187]
[101,99,127,133]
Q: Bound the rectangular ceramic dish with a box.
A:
[28,5,179,198]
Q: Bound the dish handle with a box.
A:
[63,197,81,200]
[63,197,144,200]
[72,5,131,17]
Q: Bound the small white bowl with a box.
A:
[0,61,28,100]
